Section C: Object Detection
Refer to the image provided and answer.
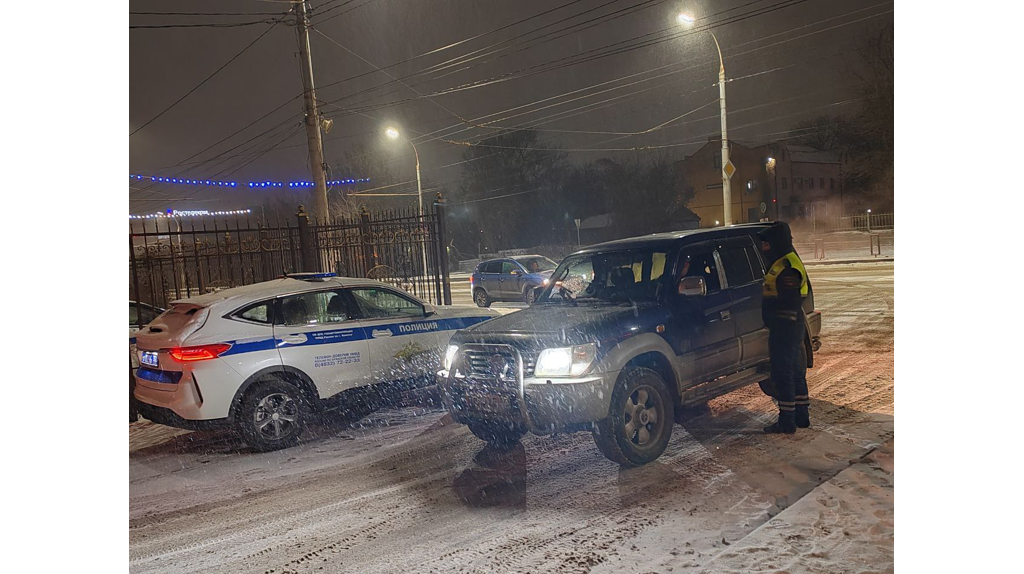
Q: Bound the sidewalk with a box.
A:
[805,256,894,266]
[697,440,894,573]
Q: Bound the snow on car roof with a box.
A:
[169,276,395,308]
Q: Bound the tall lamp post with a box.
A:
[385,127,429,291]
[678,12,732,225]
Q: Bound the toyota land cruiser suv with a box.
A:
[437,223,822,466]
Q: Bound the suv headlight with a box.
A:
[535,343,597,377]
[443,345,459,371]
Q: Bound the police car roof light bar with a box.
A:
[286,272,338,281]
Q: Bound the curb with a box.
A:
[805,258,893,266]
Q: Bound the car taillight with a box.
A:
[168,343,232,362]
[470,276,474,286]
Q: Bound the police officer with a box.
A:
[758,222,810,434]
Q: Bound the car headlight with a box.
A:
[535,343,597,377]
[443,345,459,371]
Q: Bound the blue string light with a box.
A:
[130,174,370,189]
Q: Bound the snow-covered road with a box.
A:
[129,262,894,574]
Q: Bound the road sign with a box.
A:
[760,202,767,213]
[723,160,736,179]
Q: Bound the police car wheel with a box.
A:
[593,367,673,467]
[468,420,526,446]
[474,288,491,308]
[238,381,307,451]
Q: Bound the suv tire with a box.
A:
[593,367,674,467]
[237,379,308,451]
[474,288,491,308]
[468,419,526,446]
[756,344,807,399]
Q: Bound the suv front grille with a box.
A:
[461,346,519,382]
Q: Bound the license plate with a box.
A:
[463,392,511,414]
[140,351,159,368]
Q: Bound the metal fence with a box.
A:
[130,201,451,321]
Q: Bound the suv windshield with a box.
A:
[514,256,558,273]
[539,249,669,303]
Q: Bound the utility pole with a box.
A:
[295,0,329,222]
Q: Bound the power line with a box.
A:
[130,20,284,137]
[406,2,890,148]
[130,18,284,29]
[129,10,289,17]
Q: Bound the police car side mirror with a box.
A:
[678,276,706,297]
[423,305,436,317]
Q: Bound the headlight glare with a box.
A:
[443,345,459,371]
[535,343,597,377]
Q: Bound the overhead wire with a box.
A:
[130,18,285,137]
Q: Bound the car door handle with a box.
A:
[281,335,306,345]
[720,310,731,321]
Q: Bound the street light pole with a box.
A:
[712,32,732,226]
[679,13,731,225]
[295,0,330,222]
[386,127,429,294]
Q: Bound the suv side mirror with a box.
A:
[678,276,706,297]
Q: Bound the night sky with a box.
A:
[129,0,893,215]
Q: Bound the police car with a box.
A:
[133,273,500,450]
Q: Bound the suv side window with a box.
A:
[349,287,426,319]
[679,250,722,293]
[482,260,501,274]
[743,241,766,280]
[277,291,355,326]
[501,261,520,274]
[719,245,755,287]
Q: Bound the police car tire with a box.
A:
[474,288,491,308]
[592,367,673,467]
[468,420,526,446]
[237,380,308,451]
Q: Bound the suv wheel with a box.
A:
[474,288,491,308]
[468,419,526,446]
[237,379,308,451]
[593,367,673,467]
[757,344,807,399]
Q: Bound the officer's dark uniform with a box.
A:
[758,222,810,434]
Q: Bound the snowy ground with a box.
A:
[129,262,894,574]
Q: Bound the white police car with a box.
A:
[133,273,499,450]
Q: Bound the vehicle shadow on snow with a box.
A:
[671,393,894,510]
[451,442,528,509]
[130,395,426,457]
[443,393,892,513]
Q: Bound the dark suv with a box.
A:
[471,254,559,307]
[438,224,822,466]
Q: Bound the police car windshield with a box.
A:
[538,249,669,304]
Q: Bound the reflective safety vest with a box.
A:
[763,252,808,298]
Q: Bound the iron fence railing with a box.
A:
[130,201,451,327]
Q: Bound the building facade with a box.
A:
[675,140,845,226]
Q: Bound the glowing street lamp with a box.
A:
[678,10,732,225]
[384,126,429,285]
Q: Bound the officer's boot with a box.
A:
[763,410,796,434]
[795,405,810,428]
